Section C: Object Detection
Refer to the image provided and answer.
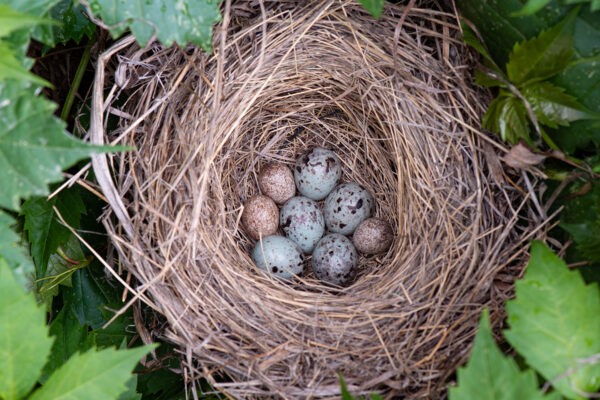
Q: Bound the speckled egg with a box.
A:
[294,147,341,201]
[252,235,305,279]
[258,162,295,204]
[280,196,325,254]
[312,234,358,286]
[324,182,373,235]
[353,218,393,254]
[241,195,279,240]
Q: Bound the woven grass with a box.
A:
[89,0,546,398]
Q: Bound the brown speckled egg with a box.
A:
[242,195,279,240]
[258,162,295,204]
[352,218,393,254]
[312,234,358,286]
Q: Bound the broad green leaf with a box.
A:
[39,301,95,384]
[512,0,552,16]
[504,241,600,399]
[34,0,96,47]
[29,345,155,400]
[461,21,504,75]
[0,41,50,86]
[118,375,141,400]
[87,0,221,51]
[449,309,559,400]
[560,183,600,264]
[507,8,577,85]
[521,81,599,128]
[0,212,34,291]
[0,4,52,37]
[357,0,385,19]
[483,92,531,144]
[0,79,115,211]
[21,188,85,277]
[69,262,122,329]
[95,302,135,348]
[0,258,54,400]
[474,69,506,88]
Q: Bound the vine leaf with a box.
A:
[521,81,600,129]
[35,0,97,47]
[0,258,54,400]
[0,80,116,211]
[482,92,530,144]
[357,0,385,19]
[85,0,222,51]
[21,188,85,277]
[0,4,52,37]
[514,0,600,16]
[504,241,600,399]
[0,212,35,291]
[29,345,155,400]
[449,309,560,400]
[506,8,577,86]
[39,299,95,384]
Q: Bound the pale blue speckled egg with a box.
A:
[312,234,358,286]
[280,196,325,254]
[323,182,373,235]
[252,235,304,279]
[294,147,341,200]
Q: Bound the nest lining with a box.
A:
[90,0,545,398]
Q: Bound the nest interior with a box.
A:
[91,0,541,398]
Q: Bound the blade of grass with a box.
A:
[60,36,93,122]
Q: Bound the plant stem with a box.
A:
[60,38,93,122]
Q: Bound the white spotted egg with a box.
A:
[324,182,373,235]
[294,147,341,201]
[312,233,358,286]
[252,235,304,279]
[280,196,325,254]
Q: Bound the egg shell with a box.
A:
[280,196,325,254]
[258,162,295,204]
[242,195,279,240]
[353,218,393,254]
[294,147,341,200]
[312,233,358,286]
[323,182,373,235]
[252,235,305,279]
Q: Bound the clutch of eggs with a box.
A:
[245,148,393,286]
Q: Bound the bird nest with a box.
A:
[89,0,545,398]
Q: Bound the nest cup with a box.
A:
[91,1,542,398]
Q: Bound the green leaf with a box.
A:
[461,21,504,75]
[117,375,141,400]
[0,211,35,291]
[449,309,559,400]
[29,345,155,400]
[560,183,600,264]
[0,79,115,211]
[87,0,222,51]
[339,373,355,400]
[95,302,135,348]
[34,0,97,47]
[0,4,52,37]
[483,92,531,144]
[507,8,578,85]
[40,301,95,384]
[69,262,122,329]
[474,69,506,88]
[21,188,85,277]
[0,257,54,400]
[357,0,385,19]
[0,41,50,86]
[521,81,599,129]
[512,0,552,17]
[504,241,600,399]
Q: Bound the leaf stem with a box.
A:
[60,36,93,122]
